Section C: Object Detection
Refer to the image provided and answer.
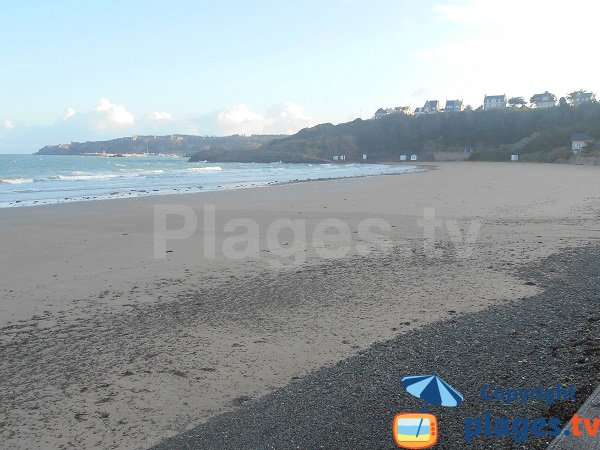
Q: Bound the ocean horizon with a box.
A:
[0,154,420,208]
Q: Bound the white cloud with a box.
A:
[63,107,76,120]
[434,0,599,26]
[217,104,265,135]
[426,1,600,105]
[266,102,316,133]
[217,102,317,135]
[94,97,135,128]
[3,119,15,130]
[148,111,173,121]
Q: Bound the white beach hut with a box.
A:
[511,154,519,161]
[362,154,367,160]
[400,155,407,161]
[411,154,418,161]
[332,155,339,161]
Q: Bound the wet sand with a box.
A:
[0,162,599,449]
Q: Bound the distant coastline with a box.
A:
[35,134,286,157]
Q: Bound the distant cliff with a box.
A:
[35,134,285,156]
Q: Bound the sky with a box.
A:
[1,0,599,153]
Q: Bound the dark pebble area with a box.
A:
[152,245,600,450]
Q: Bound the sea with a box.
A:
[0,154,420,208]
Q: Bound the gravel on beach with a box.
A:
[152,245,600,450]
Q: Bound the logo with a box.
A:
[393,374,464,449]
[393,413,438,449]
[464,383,598,444]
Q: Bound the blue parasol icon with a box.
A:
[401,374,464,408]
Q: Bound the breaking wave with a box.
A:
[0,178,34,185]
[48,174,120,181]
[186,167,223,173]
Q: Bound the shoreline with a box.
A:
[0,162,423,209]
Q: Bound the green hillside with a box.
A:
[262,103,600,162]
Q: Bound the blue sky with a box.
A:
[1,0,598,153]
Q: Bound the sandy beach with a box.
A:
[1,162,599,449]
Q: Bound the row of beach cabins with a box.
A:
[374,90,597,119]
[332,133,592,163]
[332,153,419,162]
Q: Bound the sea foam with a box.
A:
[0,178,34,185]
[187,167,223,173]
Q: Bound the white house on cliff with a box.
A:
[484,95,507,110]
[530,91,557,109]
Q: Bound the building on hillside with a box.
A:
[423,100,440,113]
[394,106,414,115]
[374,106,411,119]
[571,134,593,153]
[400,155,407,161]
[530,91,557,109]
[568,91,596,107]
[414,107,426,115]
[362,154,367,160]
[373,108,387,119]
[410,154,418,161]
[445,100,464,112]
[484,94,507,110]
